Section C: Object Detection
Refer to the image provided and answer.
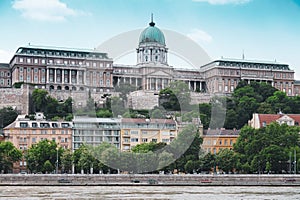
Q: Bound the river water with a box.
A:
[1,186,300,200]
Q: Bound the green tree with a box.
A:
[0,107,18,132]
[234,123,300,174]
[25,140,63,173]
[31,89,49,112]
[115,83,137,102]
[96,109,113,118]
[184,160,196,174]
[110,96,126,117]
[216,149,237,173]
[166,124,202,173]
[150,108,165,119]
[199,103,211,129]
[0,141,22,173]
[43,160,54,174]
[159,81,191,111]
[198,153,215,173]
[131,142,166,153]
[61,149,73,173]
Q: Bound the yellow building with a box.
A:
[3,112,72,173]
[201,128,240,154]
[120,118,177,151]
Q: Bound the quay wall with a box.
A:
[1,174,300,186]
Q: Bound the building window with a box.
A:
[130,130,138,135]
[20,122,28,128]
[142,138,148,142]
[19,58,23,63]
[131,138,139,142]
[34,59,38,64]
[262,121,267,127]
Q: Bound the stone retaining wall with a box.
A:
[1,174,300,186]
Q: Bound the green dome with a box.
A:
[139,22,165,46]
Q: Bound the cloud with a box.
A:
[0,49,13,63]
[192,0,251,5]
[12,0,84,22]
[187,29,213,43]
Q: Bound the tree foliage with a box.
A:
[0,107,18,130]
[233,123,300,173]
[31,89,73,120]
[159,81,191,111]
[25,140,63,173]
[0,141,22,173]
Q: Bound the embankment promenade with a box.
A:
[1,174,300,186]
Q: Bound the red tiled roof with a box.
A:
[258,114,300,127]
[258,114,281,127]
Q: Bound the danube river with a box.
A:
[1,186,300,199]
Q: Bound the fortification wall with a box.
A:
[0,86,29,114]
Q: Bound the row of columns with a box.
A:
[116,76,170,91]
[188,81,204,92]
[47,68,85,85]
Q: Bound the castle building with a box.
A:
[0,63,11,88]
[9,46,113,92]
[0,18,298,113]
[201,59,294,95]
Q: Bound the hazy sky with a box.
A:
[1,0,300,78]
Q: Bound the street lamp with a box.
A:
[56,144,59,174]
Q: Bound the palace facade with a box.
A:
[0,18,298,112]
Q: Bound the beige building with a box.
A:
[120,118,177,151]
[3,113,72,173]
[201,128,240,154]
[249,113,300,129]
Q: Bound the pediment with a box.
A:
[147,70,173,77]
[276,115,294,122]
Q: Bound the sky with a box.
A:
[1,0,300,78]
